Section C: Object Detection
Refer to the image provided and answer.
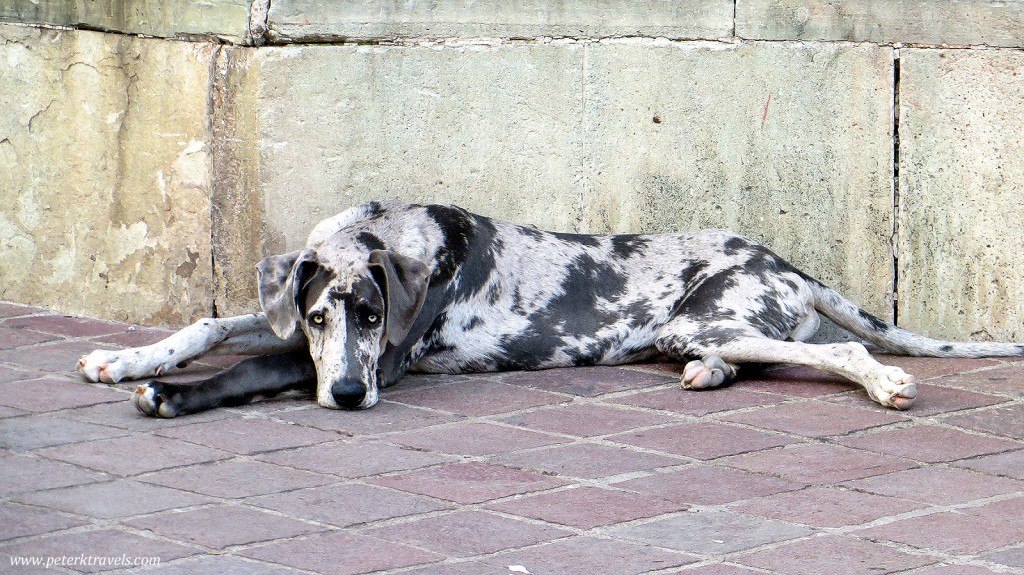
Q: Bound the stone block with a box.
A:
[266,0,733,43]
[0,0,253,44]
[249,44,587,250]
[737,0,1024,47]
[897,49,1024,341]
[583,42,896,319]
[0,25,216,326]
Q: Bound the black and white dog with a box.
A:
[78,200,1023,417]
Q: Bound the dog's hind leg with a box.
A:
[132,351,315,418]
[656,320,917,409]
[78,313,304,384]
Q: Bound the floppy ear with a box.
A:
[256,249,320,339]
[367,250,431,346]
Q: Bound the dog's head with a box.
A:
[256,248,430,409]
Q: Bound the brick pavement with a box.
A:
[0,301,1022,574]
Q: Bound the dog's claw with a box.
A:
[132,383,177,418]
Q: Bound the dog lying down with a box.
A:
[78,200,1023,417]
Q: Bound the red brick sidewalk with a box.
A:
[0,301,1022,574]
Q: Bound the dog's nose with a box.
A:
[331,379,367,409]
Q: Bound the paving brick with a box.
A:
[964,496,1024,526]
[719,400,906,437]
[14,478,212,519]
[250,483,451,528]
[0,365,36,384]
[672,566,768,575]
[0,326,57,350]
[608,387,777,416]
[37,434,232,476]
[932,364,1024,397]
[125,505,326,549]
[371,462,567,504]
[733,365,855,398]
[91,325,176,347]
[240,532,442,575]
[836,424,1023,463]
[499,402,679,436]
[387,421,566,456]
[136,555,302,575]
[732,485,924,528]
[0,413,127,451]
[273,400,462,435]
[0,378,125,413]
[608,422,800,460]
[0,302,44,318]
[1,315,126,338]
[910,566,1008,575]
[0,454,107,496]
[843,467,1024,506]
[0,501,88,540]
[487,486,683,529]
[612,465,805,506]
[941,403,1024,439]
[255,439,456,478]
[482,536,698,574]
[855,511,1021,555]
[63,400,235,432]
[722,444,917,484]
[735,534,936,575]
[501,365,675,396]
[155,417,341,455]
[871,355,1002,380]
[827,383,1008,416]
[387,561,496,575]
[0,528,195,573]
[608,509,814,554]
[952,449,1024,480]
[981,547,1024,569]
[140,459,335,498]
[495,442,683,479]
[389,378,567,416]
[366,510,571,557]
[0,406,25,418]
[0,340,109,374]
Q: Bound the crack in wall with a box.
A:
[892,48,902,326]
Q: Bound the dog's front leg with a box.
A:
[77,313,299,383]
[132,351,315,417]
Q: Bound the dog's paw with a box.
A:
[682,356,738,390]
[77,350,130,383]
[131,383,179,418]
[866,367,917,410]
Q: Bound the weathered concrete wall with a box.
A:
[2,1,1023,343]
[0,25,215,325]
[0,0,254,43]
[897,49,1024,341]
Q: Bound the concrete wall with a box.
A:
[1,1,1022,343]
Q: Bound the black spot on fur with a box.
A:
[940,344,953,352]
[723,236,753,256]
[497,253,630,368]
[363,201,385,218]
[858,309,890,332]
[464,316,484,331]
[610,235,650,258]
[355,231,386,251]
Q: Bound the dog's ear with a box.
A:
[367,250,431,346]
[256,249,320,339]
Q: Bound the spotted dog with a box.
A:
[78,200,1024,417]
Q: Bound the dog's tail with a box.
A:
[808,281,1024,358]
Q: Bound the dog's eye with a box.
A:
[309,312,325,326]
[366,314,379,324]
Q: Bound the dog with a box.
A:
[77,200,1023,417]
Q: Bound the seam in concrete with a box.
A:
[207,44,226,319]
[247,0,271,46]
[892,48,902,327]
